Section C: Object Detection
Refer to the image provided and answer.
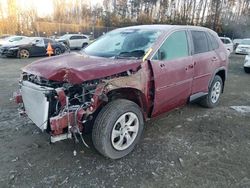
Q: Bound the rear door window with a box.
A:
[70,36,81,40]
[153,30,189,61]
[191,31,209,54]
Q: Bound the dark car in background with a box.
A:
[0,37,67,58]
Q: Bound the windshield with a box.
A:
[241,39,250,45]
[9,36,24,42]
[84,29,163,58]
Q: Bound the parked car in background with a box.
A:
[244,54,250,73]
[235,38,250,55]
[233,38,242,50]
[0,35,30,47]
[0,37,67,58]
[56,34,89,49]
[220,37,233,54]
[0,34,13,45]
[14,25,228,159]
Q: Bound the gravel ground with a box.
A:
[0,54,249,188]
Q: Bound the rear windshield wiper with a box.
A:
[115,50,145,59]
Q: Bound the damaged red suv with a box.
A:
[14,25,228,159]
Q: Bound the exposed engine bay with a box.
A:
[15,70,137,145]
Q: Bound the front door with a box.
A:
[151,30,194,117]
[31,39,46,56]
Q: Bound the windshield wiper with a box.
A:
[116,50,145,59]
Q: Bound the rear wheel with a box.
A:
[200,75,223,108]
[92,99,144,159]
[244,67,250,73]
[54,48,61,55]
[19,49,30,59]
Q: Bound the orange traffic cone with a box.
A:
[46,42,54,57]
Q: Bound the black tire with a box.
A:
[54,48,61,55]
[82,43,88,48]
[92,99,144,159]
[244,67,250,73]
[200,75,223,108]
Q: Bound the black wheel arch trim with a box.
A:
[18,48,30,58]
[209,67,227,92]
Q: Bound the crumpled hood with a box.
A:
[22,52,142,84]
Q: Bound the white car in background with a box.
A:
[244,54,250,73]
[233,38,242,50]
[220,37,233,54]
[235,38,250,55]
[56,34,89,49]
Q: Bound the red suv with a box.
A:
[14,25,228,159]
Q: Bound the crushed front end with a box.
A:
[14,72,104,145]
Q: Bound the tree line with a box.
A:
[0,0,249,38]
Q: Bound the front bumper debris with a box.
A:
[14,81,88,146]
[20,81,53,131]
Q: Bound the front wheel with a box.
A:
[19,49,30,59]
[92,99,144,159]
[200,75,223,108]
[82,43,88,48]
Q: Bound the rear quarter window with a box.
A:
[207,33,219,50]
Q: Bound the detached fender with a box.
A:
[89,62,153,119]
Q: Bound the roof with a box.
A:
[115,24,216,34]
[219,37,232,40]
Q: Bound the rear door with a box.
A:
[151,30,194,117]
[69,36,78,48]
[70,35,84,48]
[190,30,219,94]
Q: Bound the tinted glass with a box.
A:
[44,39,53,44]
[153,31,188,61]
[224,39,231,44]
[191,31,209,54]
[70,36,81,40]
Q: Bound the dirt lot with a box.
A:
[0,54,250,188]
